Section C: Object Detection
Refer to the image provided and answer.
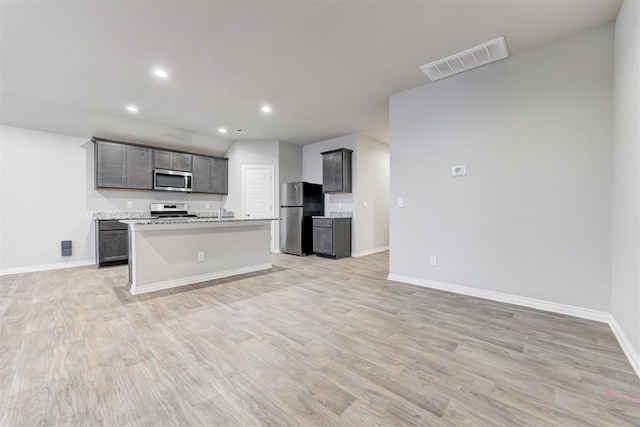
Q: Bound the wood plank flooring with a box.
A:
[1,251,639,426]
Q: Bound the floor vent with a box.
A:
[420,36,509,81]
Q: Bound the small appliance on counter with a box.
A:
[280,182,324,255]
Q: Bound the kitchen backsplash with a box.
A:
[329,211,353,218]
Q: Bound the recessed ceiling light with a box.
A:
[125,104,139,113]
[153,68,169,79]
[261,105,272,113]
[218,127,227,134]
[235,128,248,134]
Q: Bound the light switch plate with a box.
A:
[205,202,210,209]
[397,197,404,208]
[126,201,133,209]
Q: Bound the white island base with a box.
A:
[120,219,276,295]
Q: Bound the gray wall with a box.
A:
[612,0,640,353]
[278,142,302,186]
[355,135,390,254]
[389,24,614,311]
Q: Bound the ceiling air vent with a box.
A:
[419,36,509,81]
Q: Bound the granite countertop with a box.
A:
[119,217,280,225]
[94,211,150,220]
[93,211,235,220]
[312,211,353,219]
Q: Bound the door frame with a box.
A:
[241,164,276,252]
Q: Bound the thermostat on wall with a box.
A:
[452,165,466,177]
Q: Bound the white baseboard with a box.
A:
[0,259,95,276]
[130,263,273,295]
[387,273,640,379]
[388,274,611,322]
[352,246,389,258]
[608,315,640,378]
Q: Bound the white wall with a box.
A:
[356,135,390,255]
[389,24,613,311]
[277,142,302,252]
[0,125,224,272]
[224,140,280,251]
[278,142,302,186]
[224,140,279,216]
[612,0,640,354]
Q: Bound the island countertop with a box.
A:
[119,217,280,229]
[123,217,278,294]
[93,211,236,220]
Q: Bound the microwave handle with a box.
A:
[186,175,192,189]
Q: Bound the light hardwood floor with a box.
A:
[1,251,639,426]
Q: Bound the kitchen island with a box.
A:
[119,217,279,295]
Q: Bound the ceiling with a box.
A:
[0,0,621,155]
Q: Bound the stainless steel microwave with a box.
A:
[153,169,193,192]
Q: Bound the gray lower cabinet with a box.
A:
[96,220,128,266]
[154,149,192,172]
[95,140,153,190]
[321,148,353,193]
[312,217,351,258]
[192,155,228,194]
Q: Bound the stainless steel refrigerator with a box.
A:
[280,182,324,255]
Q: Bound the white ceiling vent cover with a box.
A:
[420,36,509,81]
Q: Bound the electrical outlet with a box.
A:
[205,202,210,209]
[452,165,466,177]
[126,201,133,209]
[338,202,343,209]
[363,201,368,208]
[430,255,438,266]
[397,197,404,208]
[197,251,205,262]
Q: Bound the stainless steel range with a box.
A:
[150,203,198,219]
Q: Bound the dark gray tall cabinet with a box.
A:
[96,140,153,189]
[321,148,353,193]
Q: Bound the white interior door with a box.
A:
[242,165,274,219]
[243,165,275,251]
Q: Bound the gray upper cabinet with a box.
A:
[126,146,153,189]
[211,158,228,194]
[96,141,127,188]
[192,155,228,194]
[192,155,212,193]
[321,148,353,193]
[154,149,192,172]
[96,140,153,190]
[173,153,192,172]
[153,150,173,170]
[94,137,226,193]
